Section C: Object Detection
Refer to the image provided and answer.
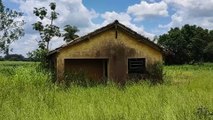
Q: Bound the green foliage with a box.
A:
[204,42,213,62]
[0,56,3,61]
[65,72,89,87]
[158,24,213,64]
[0,0,25,55]
[0,62,212,119]
[27,49,48,62]
[32,2,60,50]
[33,7,47,20]
[65,71,100,87]
[63,25,79,42]
[147,62,164,83]
[195,106,213,119]
[4,54,25,61]
[31,2,62,69]
[27,49,49,69]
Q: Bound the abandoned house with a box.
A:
[48,20,163,84]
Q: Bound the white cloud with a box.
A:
[9,0,99,56]
[127,1,168,21]
[16,0,99,35]
[101,11,155,39]
[10,34,39,55]
[160,0,213,29]
[8,0,157,56]
[101,11,132,25]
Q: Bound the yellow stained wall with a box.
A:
[56,28,162,83]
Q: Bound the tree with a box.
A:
[0,56,3,61]
[32,2,61,51]
[0,0,25,55]
[4,54,25,61]
[204,42,213,62]
[158,27,188,64]
[158,24,211,65]
[63,25,79,42]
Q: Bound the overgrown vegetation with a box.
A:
[147,62,164,83]
[0,61,212,120]
[65,71,100,87]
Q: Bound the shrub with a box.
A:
[146,62,164,83]
[195,106,213,119]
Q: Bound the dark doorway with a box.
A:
[64,59,108,82]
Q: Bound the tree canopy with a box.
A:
[0,0,25,55]
[158,24,213,64]
[32,2,61,51]
[63,25,79,43]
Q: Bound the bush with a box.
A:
[147,62,164,83]
[195,106,213,119]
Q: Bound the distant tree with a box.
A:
[204,42,213,62]
[32,2,61,51]
[158,27,187,64]
[27,49,48,62]
[63,25,79,42]
[158,24,210,64]
[0,0,25,55]
[0,56,3,61]
[4,54,25,61]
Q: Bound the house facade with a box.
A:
[48,20,163,84]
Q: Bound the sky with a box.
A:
[2,0,213,56]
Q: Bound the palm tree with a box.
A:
[63,25,79,42]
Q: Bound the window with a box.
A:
[128,58,146,74]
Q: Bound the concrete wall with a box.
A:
[55,27,162,83]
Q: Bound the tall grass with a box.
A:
[0,62,212,120]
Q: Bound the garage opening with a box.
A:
[64,59,108,82]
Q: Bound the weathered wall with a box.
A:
[56,27,162,83]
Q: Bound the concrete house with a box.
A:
[48,20,163,84]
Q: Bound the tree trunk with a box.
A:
[5,47,9,56]
[47,41,49,51]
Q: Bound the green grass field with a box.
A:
[0,61,212,120]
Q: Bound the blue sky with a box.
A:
[2,0,213,56]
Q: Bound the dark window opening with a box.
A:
[128,58,146,74]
